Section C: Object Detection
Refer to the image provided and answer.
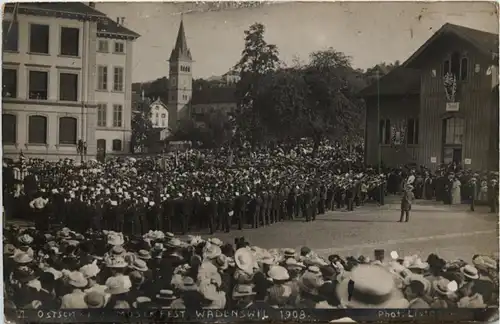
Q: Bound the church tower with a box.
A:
[168,16,193,131]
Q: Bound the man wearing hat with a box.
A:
[399,185,414,222]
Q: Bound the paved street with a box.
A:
[6,198,497,262]
[193,198,498,262]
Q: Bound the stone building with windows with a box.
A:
[1,3,139,161]
[149,98,169,129]
[362,23,499,171]
[94,14,140,157]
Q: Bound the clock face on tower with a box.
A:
[171,76,177,86]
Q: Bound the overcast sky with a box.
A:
[95,1,498,82]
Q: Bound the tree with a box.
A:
[171,111,233,149]
[364,60,400,84]
[234,22,281,146]
[303,48,365,154]
[131,99,154,153]
[252,48,365,155]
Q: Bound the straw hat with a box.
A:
[13,252,33,264]
[18,234,34,245]
[129,259,148,272]
[136,249,152,260]
[235,248,256,275]
[84,291,106,308]
[336,265,409,308]
[460,265,479,280]
[432,278,452,296]
[204,245,222,260]
[105,256,128,268]
[67,271,88,288]
[105,276,130,295]
[472,255,497,271]
[156,289,176,300]
[268,266,290,281]
[132,296,152,308]
[232,284,256,298]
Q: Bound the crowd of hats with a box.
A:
[7,142,383,206]
[4,225,499,311]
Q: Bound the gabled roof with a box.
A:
[150,98,167,108]
[97,17,140,39]
[169,18,192,62]
[359,67,421,98]
[4,2,106,20]
[403,23,499,69]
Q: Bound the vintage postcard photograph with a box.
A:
[2,1,499,323]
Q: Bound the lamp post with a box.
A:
[77,139,87,163]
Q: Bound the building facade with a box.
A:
[94,15,140,157]
[362,23,499,171]
[2,3,105,160]
[168,19,193,132]
[149,98,169,128]
[361,68,421,167]
[2,3,139,161]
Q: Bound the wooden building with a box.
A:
[362,23,499,171]
[361,68,421,167]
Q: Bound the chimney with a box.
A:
[88,2,95,8]
[116,17,120,25]
[120,17,125,25]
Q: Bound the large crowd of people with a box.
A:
[2,141,499,316]
[3,143,387,235]
[3,226,499,314]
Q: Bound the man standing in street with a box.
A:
[399,185,414,223]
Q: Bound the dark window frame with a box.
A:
[97,103,107,127]
[28,115,48,144]
[114,41,124,53]
[379,119,391,145]
[443,117,465,145]
[60,27,80,56]
[112,139,122,151]
[2,20,19,51]
[406,118,419,145]
[460,57,468,81]
[58,117,77,145]
[59,72,78,101]
[28,70,49,100]
[98,40,109,53]
[2,113,17,144]
[113,67,124,92]
[2,68,17,98]
[29,24,50,54]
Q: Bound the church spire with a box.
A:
[169,15,192,62]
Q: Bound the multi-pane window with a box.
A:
[98,40,109,52]
[2,68,17,98]
[460,57,468,81]
[28,71,48,100]
[59,117,77,144]
[59,73,78,101]
[112,139,122,151]
[97,104,107,127]
[28,115,47,144]
[444,117,464,145]
[379,119,391,145]
[2,21,18,51]
[113,104,123,127]
[2,114,17,144]
[114,42,124,53]
[97,66,108,90]
[407,118,419,145]
[113,67,124,91]
[60,27,79,56]
[29,24,49,54]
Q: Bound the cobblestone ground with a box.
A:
[6,197,498,262]
[192,198,498,262]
